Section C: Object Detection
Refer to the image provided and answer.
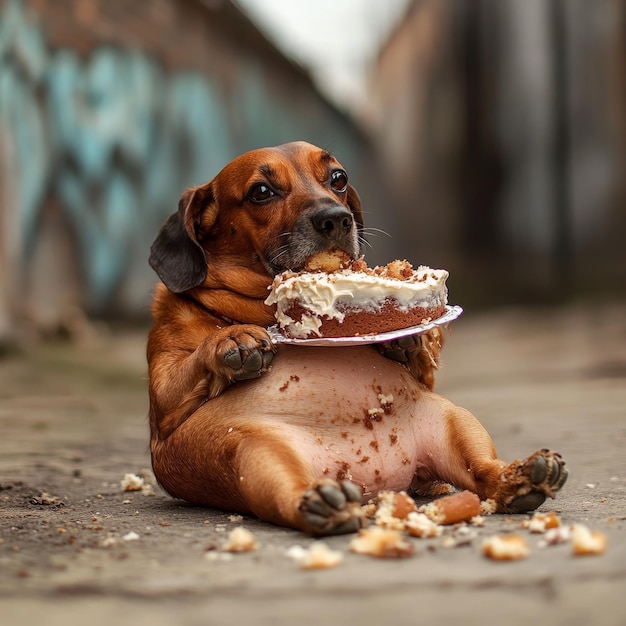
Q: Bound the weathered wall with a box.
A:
[0,0,378,335]
[367,0,626,306]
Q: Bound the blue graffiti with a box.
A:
[0,0,358,314]
[0,0,233,311]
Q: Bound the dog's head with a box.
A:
[149,141,364,299]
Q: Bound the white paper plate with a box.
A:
[268,305,463,347]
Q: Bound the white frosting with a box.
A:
[265,265,448,338]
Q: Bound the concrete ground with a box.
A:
[1,302,625,626]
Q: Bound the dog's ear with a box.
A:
[149,185,216,293]
[347,184,364,230]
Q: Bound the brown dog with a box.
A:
[147,141,567,535]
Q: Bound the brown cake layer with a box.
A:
[283,301,447,339]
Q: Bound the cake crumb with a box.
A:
[405,512,442,538]
[571,524,607,556]
[538,525,571,548]
[120,474,144,492]
[122,531,140,542]
[287,542,344,569]
[304,248,351,272]
[480,499,497,515]
[522,511,561,534]
[377,393,394,407]
[349,527,414,559]
[481,534,529,560]
[374,491,417,529]
[222,527,257,553]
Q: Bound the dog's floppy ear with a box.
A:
[347,184,364,230]
[149,185,216,293]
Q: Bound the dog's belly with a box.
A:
[219,345,448,497]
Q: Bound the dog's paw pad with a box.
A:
[526,449,568,493]
[221,333,275,381]
[507,491,547,514]
[502,449,568,513]
[378,336,421,364]
[299,480,364,536]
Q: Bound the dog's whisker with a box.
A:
[358,236,374,251]
[269,248,290,266]
[360,227,391,239]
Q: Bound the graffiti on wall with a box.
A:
[0,0,355,315]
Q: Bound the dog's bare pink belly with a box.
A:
[218,345,447,497]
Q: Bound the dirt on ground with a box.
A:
[1,302,626,626]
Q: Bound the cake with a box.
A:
[265,250,449,339]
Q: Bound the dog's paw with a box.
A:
[499,449,568,513]
[377,335,421,364]
[299,479,365,536]
[378,328,444,390]
[219,326,275,382]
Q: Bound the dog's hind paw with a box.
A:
[498,449,568,513]
[299,479,365,536]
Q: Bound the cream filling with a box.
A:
[265,266,448,338]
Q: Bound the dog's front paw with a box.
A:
[377,335,421,364]
[499,449,568,513]
[219,326,275,382]
[378,328,444,390]
[299,479,365,536]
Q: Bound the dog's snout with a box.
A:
[312,206,353,236]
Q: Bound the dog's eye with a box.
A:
[330,170,348,193]
[248,183,275,204]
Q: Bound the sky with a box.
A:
[234,0,411,114]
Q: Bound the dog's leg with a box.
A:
[417,404,568,513]
[153,420,365,536]
[236,436,365,535]
[149,324,275,438]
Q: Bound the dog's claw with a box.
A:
[299,479,365,536]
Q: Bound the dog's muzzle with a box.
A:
[267,202,359,274]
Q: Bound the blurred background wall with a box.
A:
[0,0,624,340]
[0,0,376,336]
[366,0,626,306]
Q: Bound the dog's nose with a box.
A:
[311,206,353,236]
